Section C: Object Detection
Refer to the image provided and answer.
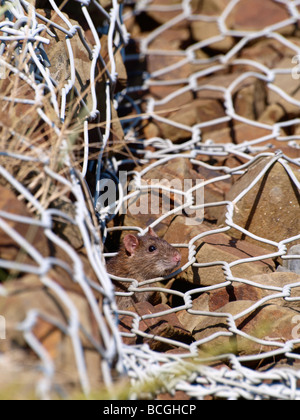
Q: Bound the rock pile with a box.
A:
[112,0,300,381]
[0,0,126,399]
[2,0,300,400]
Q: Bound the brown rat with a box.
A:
[106,227,181,309]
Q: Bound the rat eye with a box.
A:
[148,245,157,253]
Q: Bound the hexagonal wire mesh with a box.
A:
[1,0,300,400]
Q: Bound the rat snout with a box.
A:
[173,251,181,266]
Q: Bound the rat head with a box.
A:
[122,227,181,280]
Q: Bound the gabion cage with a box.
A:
[1,0,300,400]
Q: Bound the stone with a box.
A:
[192,300,254,356]
[257,357,300,374]
[218,156,300,249]
[177,271,300,334]
[147,84,187,103]
[268,70,300,116]
[259,104,286,126]
[191,20,235,53]
[149,28,191,52]
[99,0,116,9]
[151,96,226,143]
[234,78,268,122]
[235,38,300,124]
[0,75,37,134]
[192,300,300,359]
[0,185,49,267]
[123,157,205,236]
[246,272,300,311]
[145,0,184,25]
[51,200,83,250]
[0,274,104,395]
[38,9,94,114]
[191,0,230,16]
[202,121,274,145]
[164,216,276,286]
[146,53,197,84]
[144,72,234,143]
[237,303,300,358]
[239,38,300,72]
[0,350,43,399]
[0,182,102,293]
[197,73,238,100]
[177,293,210,333]
[219,154,249,171]
[277,245,300,274]
[226,0,293,34]
[0,275,98,351]
[118,302,193,351]
[37,9,126,142]
[193,162,232,221]
[193,241,274,287]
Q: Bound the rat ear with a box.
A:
[123,234,139,255]
[148,227,158,237]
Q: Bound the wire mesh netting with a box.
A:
[2,0,300,400]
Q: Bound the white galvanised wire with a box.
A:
[105,0,300,400]
[21,326,55,399]
[40,275,91,396]
[0,0,128,398]
[2,0,300,400]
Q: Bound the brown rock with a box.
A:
[0,185,49,267]
[98,0,113,8]
[218,153,249,171]
[123,153,232,231]
[192,300,254,355]
[0,275,99,351]
[198,73,238,91]
[118,302,193,351]
[147,84,187,103]
[239,38,300,72]
[242,272,300,311]
[37,9,125,142]
[191,20,235,53]
[39,9,94,113]
[218,156,300,248]
[0,75,37,134]
[145,0,185,25]
[0,349,44,399]
[124,157,204,236]
[177,271,300,333]
[164,216,275,286]
[227,0,292,34]
[151,96,226,143]
[238,303,300,357]
[177,293,210,333]
[192,300,300,359]
[192,0,230,15]
[268,71,300,116]
[259,104,286,126]
[51,201,83,251]
[0,274,104,394]
[193,162,233,221]
[149,28,191,52]
[0,183,102,293]
[234,79,268,122]
[257,357,300,374]
[193,242,272,287]
[202,121,274,145]
[146,54,198,83]
[234,39,300,131]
